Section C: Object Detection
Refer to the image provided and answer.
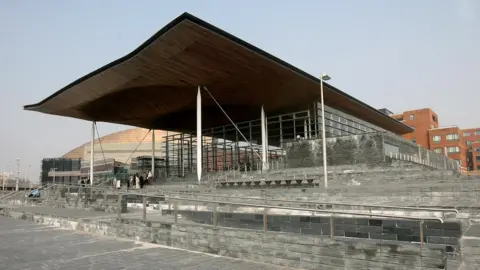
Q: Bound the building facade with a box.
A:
[389,108,480,172]
[428,126,466,168]
[460,128,480,171]
[471,141,480,171]
[390,108,439,149]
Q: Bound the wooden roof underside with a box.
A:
[24,12,411,135]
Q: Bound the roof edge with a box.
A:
[23,12,412,133]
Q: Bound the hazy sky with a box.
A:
[1,0,479,181]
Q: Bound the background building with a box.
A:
[428,126,466,168]
[390,108,439,149]
[460,128,480,171]
[40,128,168,185]
[390,108,478,173]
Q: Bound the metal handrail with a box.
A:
[43,183,446,223]
[164,192,459,214]
[46,183,459,215]
[117,191,444,223]
[0,190,21,200]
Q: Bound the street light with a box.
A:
[2,161,10,191]
[51,168,58,184]
[320,73,331,189]
[16,158,20,191]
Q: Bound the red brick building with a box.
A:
[460,128,480,171]
[390,108,479,173]
[471,141,480,171]
[428,126,466,168]
[390,108,439,149]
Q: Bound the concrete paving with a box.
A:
[0,216,292,270]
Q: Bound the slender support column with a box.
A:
[265,116,269,168]
[189,134,193,173]
[223,127,227,171]
[90,121,95,185]
[261,106,268,170]
[196,86,202,183]
[320,78,328,189]
[307,109,312,139]
[165,132,170,177]
[293,113,296,139]
[152,129,155,180]
[279,115,283,148]
[304,119,308,139]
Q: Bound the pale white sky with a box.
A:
[1,0,479,181]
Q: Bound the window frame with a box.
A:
[432,135,441,142]
[446,146,460,153]
[446,134,460,141]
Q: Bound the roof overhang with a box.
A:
[24,12,412,135]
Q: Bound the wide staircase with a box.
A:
[2,160,480,269]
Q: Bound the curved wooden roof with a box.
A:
[24,12,411,134]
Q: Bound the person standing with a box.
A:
[135,173,140,189]
[147,170,153,185]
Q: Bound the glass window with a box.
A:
[477,156,480,161]
[409,115,414,120]
[432,135,441,142]
[446,134,460,141]
[466,141,472,146]
[447,146,460,153]
[476,131,480,136]
[475,148,480,152]
[434,148,442,154]
[464,132,472,136]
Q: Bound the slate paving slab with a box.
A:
[0,216,293,270]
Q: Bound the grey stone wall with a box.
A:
[285,133,384,168]
[3,209,449,270]
[285,131,460,172]
[176,211,462,247]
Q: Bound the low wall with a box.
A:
[285,132,460,172]
[285,133,384,168]
[176,210,462,245]
[1,209,452,270]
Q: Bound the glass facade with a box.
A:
[162,102,385,177]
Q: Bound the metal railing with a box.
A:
[161,191,459,215]
[6,182,455,247]
[41,183,463,215]
[118,191,442,247]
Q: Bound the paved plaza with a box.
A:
[0,216,291,270]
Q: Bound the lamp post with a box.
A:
[51,168,57,184]
[2,161,9,191]
[16,158,20,191]
[320,73,331,189]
